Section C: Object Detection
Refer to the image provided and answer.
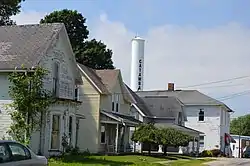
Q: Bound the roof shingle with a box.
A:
[0,23,64,69]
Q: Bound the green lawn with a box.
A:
[49,155,213,166]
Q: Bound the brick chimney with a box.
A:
[168,83,175,91]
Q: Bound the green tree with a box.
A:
[7,66,54,145]
[132,123,158,155]
[0,0,25,26]
[78,39,115,69]
[230,114,250,136]
[157,127,193,155]
[40,9,115,69]
[40,9,89,53]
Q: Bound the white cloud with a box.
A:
[90,14,250,97]
[12,11,250,98]
[11,11,47,25]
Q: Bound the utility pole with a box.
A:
[238,119,242,158]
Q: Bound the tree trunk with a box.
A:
[26,112,31,143]
[38,112,44,155]
[164,145,167,155]
[148,143,151,155]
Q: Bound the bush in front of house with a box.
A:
[200,150,213,157]
[210,149,223,157]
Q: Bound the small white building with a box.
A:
[230,135,250,158]
[136,83,234,154]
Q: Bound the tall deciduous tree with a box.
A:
[0,0,25,26]
[40,9,115,69]
[79,39,114,69]
[40,9,89,53]
[157,127,192,155]
[7,66,53,144]
[230,114,250,136]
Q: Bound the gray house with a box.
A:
[135,83,234,154]
[125,85,203,153]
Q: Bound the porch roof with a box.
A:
[101,110,141,126]
[154,123,204,137]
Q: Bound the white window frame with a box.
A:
[100,125,106,144]
[111,94,115,111]
[74,85,79,101]
[115,94,120,112]
[52,62,60,97]
[49,112,63,151]
[199,135,205,147]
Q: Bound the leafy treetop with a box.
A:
[0,0,25,26]
[230,114,250,136]
[131,123,158,144]
[40,9,89,53]
[40,9,115,70]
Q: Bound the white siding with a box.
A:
[0,29,79,157]
[184,105,230,152]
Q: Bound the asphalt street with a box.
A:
[205,158,250,166]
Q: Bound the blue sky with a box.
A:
[21,0,250,33]
[15,0,250,117]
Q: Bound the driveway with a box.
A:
[205,158,250,166]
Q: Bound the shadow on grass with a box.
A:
[138,153,194,160]
[51,155,134,166]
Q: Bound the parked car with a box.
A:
[243,146,250,158]
[0,140,47,165]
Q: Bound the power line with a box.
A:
[193,83,246,89]
[178,75,250,89]
[216,90,250,101]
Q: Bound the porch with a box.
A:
[151,123,204,155]
[99,110,141,154]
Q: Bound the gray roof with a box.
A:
[77,64,133,103]
[142,96,183,118]
[101,110,141,125]
[154,123,204,135]
[125,85,153,116]
[77,63,109,94]
[136,90,232,111]
[0,23,64,69]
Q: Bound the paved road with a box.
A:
[205,158,250,166]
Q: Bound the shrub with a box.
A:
[211,149,222,157]
[200,150,213,157]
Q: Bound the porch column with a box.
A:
[71,116,76,147]
[158,145,163,153]
[115,123,119,153]
[133,127,136,152]
[123,126,127,152]
[192,137,195,153]
[197,136,200,155]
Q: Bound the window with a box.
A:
[74,86,79,101]
[198,109,204,121]
[111,94,120,112]
[52,62,59,97]
[101,125,106,144]
[69,116,73,145]
[178,112,182,125]
[8,143,31,161]
[0,144,10,163]
[111,94,115,111]
[51,115,61,149]
[199,136,204,147]
[115,94,119,112]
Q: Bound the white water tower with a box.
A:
[130,36,145,91]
